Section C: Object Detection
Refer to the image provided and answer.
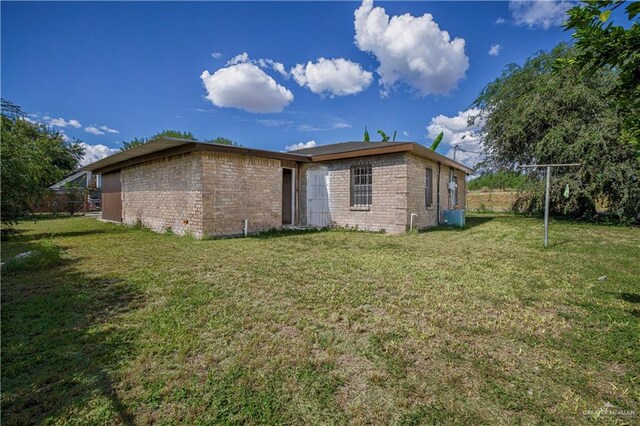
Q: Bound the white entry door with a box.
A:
[307,168,330,227]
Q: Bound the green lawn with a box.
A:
[2,215,639,424]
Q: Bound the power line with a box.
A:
[452,145,485,160]
[456,147,484,154]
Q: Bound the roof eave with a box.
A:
[409,144,474,174]
[86,137,311,174]
[310,143,414,162]
[309,142,474,173]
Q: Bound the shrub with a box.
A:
[468,171,530,191]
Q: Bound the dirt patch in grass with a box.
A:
[467,190,517,212]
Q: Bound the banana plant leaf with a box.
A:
[430,132,443,151]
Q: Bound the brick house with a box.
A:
[85,137,472,237]
[33,169,101,214]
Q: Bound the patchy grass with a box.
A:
[2,214,639,424]
[2,239,62,275]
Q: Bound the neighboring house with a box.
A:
[49,169,97,191]
[85,137,472,237]
[33,169,101,213]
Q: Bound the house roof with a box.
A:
[84,137,473,175]
[293,141,474,174]
[292,141,403,156]
[84,137,310,174]
[49,169,91,190]
[82,137,192,173]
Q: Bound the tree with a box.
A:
[120,130,238,150]
[120,130,196,151]
[1,99,85,234]
[64,181,86,216]
[150,129,195,141]
[120,137,147,151]
[363,126,370,142]
[472,45,640,223]
[558,1,640,151]
[206,136,239,146]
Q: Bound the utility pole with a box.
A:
[519,163,581,247]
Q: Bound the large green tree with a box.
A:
[558,0,640,151]
[472,45,639,223]
[1,99,85,231]
[121,130,196,150]
[205,136,240,146]
[120,130,237,150]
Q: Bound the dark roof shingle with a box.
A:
[84,138,473,174]
[291,141,408,156]
[293,141,473,174]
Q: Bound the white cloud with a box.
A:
[85,126,105,135]
[270,61,288,79]
[403,130,410,137]
[224,52,289,79]
[285,140,316,151]
[211,52,223,59]
[43,114,118,136]
[291,58,373,97]
[49,117,67,127]
[426,108,484,167]
[509,0,573,29]
[48,117,82,128]
[496,17,507,24]
[256,119,293,127]
[200,63,294,113]
[99,125,119,134]
[354,0,469,96]
[19,116,38,125]
[489,44,501,56]
[329,120,352,129]
[227,52,250,65]
[31,115,119,137]
[79,142,118,166]
[297,118,352,132]
[257,59,289,79]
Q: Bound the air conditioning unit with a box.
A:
[443,209,466,227]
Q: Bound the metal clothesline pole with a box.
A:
[519,163,582,247]
[544,165,551,246]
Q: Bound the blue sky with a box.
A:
[2,1,575,166]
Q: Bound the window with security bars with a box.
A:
[350,165,372,207]
[425,168,433,208]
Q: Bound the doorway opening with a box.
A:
[282,168,294,225]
